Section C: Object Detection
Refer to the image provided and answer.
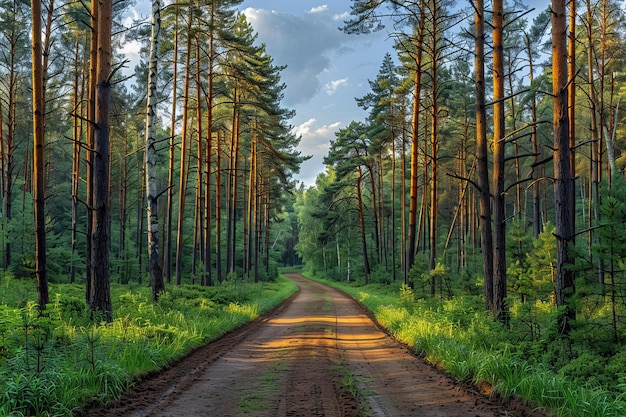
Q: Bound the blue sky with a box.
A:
[240,1,395,187]
[123,1,549,188]
[238,1,549,188]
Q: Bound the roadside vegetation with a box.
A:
[0,274,297,417]
[307,271,626,417]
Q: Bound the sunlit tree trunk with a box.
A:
[31,0,48,310]
[492,0,508,323]
[89,0,113,321]
[569,0,576,194]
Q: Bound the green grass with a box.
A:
[237,362,287,415]
[306,272,626,417]
[0,275,297,417]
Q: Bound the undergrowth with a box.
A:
[0,275,297,417]
[306,272,626,417]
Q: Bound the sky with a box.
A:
[122,1,547,188]
[239,1,395,188]
[237,1,548,188]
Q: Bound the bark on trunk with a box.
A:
[90,0,113,321]
[175,16,193,285]
[552,0,576,334]
[407,0,425,278]
[145,0,165,301]
[31,0,49,309]
[492,0,508,323]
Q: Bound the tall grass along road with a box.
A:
[83,273,547,417]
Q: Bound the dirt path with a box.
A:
[78,274,550,417]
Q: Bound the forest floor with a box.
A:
[77,273,552,417]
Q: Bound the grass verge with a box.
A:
[0,275,297,417]
[306,272,626,417]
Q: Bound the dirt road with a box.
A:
[78,273,550,416]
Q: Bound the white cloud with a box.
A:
[307,5,328,14]
[333,11,350,20]
[324,78,348,95]
[119,39,142,77]
[242,7,352,106]
[293,118,341,140]
[291,118,342,186]
[122,7,142,28]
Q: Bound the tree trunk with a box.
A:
[194,39,204,284]
[175,15,193,286]
[367,160,380,269]
[118,127,129,283]
[492,0,508,323]
[3,0,20,271]
[552,0,576,334]
[164,12,179,284]
[216,130,223,283]
[70,34,84,284]
[0,97,5,271]
[391,121,397,282]
[357,167,370,283]
[85,0,98,302]
[401,115,408,285]
[429,10,440,295]
[525,32,542,239]
[203,5,216,286]
[135,138,146,284]
[227,90,240,276]
[90,0,113,321]
[407,0,425,277]
[248,131,257,282]
[145,0,165,301]
[585,0,603,285]
[31,0,48,310]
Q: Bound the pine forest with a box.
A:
[2,0,626,415]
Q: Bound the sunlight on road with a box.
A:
[269,315,364,325]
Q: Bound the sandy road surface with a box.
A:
[78,273,550,417]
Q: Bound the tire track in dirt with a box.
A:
[77,273,551,417]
